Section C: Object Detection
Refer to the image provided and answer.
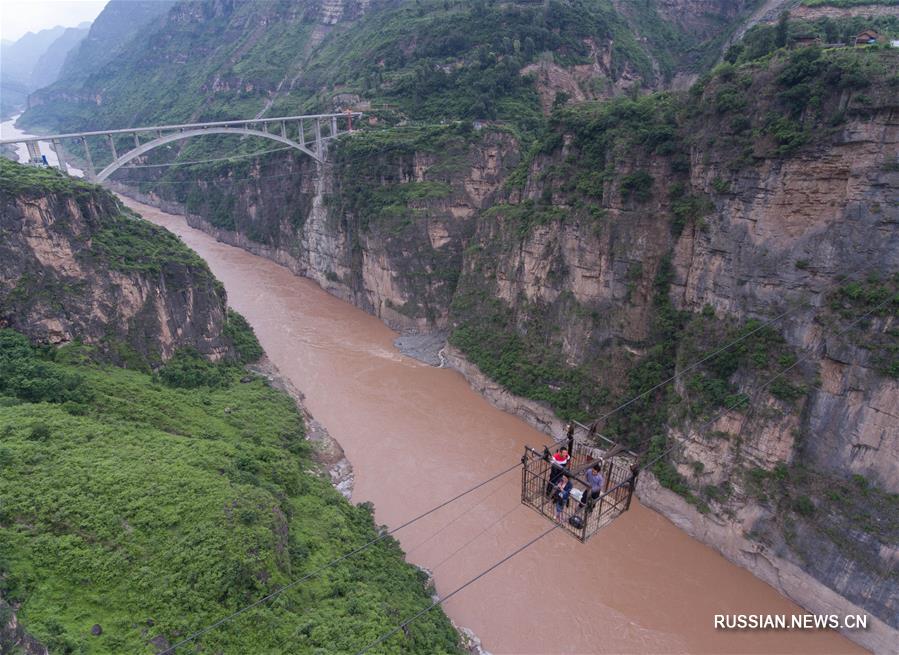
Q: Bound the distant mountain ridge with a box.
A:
[29,24,92,90]
[1,25,69,85]
[0,24,89,117]
[55,0,177,83]
[20,0,761,132]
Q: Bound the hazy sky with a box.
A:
[0,0,108,42]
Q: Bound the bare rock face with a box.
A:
[0,171,233,365]
[809,357,898,489]
[790,2,899,21]
[672,101,899,490]
[0,593,48,655]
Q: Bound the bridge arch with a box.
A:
[96,127,322,181]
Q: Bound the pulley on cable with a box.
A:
[521,421,639,542]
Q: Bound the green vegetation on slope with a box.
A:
[331,124,470,232]
[826,275,899,378]
[292,0,655,131]
[22,0,757,137]
[726,14,899,66]
[0,330,460,654]
[695,45,899,172]
[450,290,609,423]
[0,157,96,197]
[0,160,210,283]
[89,207,212,276]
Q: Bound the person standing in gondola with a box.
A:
[546,446,570,497]
[583,462,604,513]
[553,475,573,523]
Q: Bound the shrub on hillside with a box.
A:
[224,309,264,364]
[157,348,229,388]
[0,329,91,404]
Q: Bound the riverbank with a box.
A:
[248,356,355,499]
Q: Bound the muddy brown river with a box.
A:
[125,196,862,654]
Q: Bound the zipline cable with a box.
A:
[119,145,294,169]
[354,522,561,655]
[352,294,894,654]
[405,472,512,557]
[430,502,523,572]
[157,461,522,654]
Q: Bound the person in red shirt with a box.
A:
[546,447,570,497]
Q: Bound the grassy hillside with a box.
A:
[0,330,460,654]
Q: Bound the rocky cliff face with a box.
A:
[0,161,234,366]
[123,46,898,651]
[127,126,518,331]
[791,2,899,21]
[0,594,47,655]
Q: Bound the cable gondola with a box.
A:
[521,422,639,541]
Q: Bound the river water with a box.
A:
[112,195,862,655]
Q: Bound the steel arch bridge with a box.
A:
[0,112,361,181]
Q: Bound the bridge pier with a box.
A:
[314,119,322,159]
[53,140,66,173]
[81,137,96,179]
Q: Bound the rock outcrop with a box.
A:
[0,593,48,655]
[0,161,234,365]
